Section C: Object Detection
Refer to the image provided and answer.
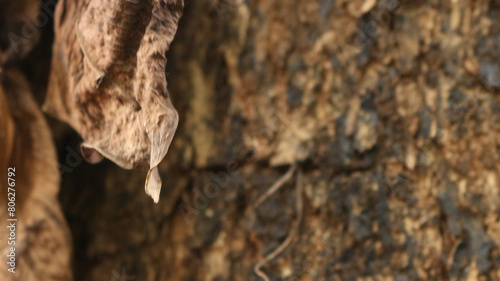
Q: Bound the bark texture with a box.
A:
[4,0,500,281]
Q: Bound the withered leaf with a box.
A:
[0,69,72,281]
[44,0,184,202]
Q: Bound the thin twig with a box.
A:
[254,168,304,281]
[254,164,297,208]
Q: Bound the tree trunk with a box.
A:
[4,0,500,281]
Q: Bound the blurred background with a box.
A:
[2,0,500,280]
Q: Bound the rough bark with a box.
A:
[4,0,500,281]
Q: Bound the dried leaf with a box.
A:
[44,0,184,202]
[0,69,72,281]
